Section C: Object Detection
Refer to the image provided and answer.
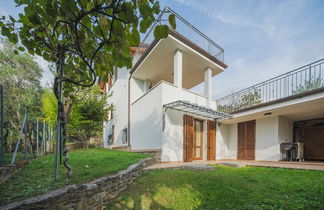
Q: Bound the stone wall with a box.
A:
[1,158,154,210]
[131,150,161,163]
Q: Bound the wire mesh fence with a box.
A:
[0,84,55,167]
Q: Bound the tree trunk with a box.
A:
[54,48,72,177]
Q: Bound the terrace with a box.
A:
[217,59,324,114]
[132,7,225,67]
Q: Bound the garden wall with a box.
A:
[1,158,153,210]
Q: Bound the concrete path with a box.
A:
[144,160,324,171]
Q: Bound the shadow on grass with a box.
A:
[106,166,324,210]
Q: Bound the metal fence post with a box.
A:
[0,84,4,167]
[36,118,39,156]
[42,121,46,155]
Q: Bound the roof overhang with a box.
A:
[130,29,228,89]
[164,100,231,120]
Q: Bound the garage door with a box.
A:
[295,119,324,160]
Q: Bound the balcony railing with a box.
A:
[217,59,324,113]
[132,7,224,66]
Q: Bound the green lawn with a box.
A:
[107,166,324,210]
[0,148,147,205]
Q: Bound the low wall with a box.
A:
[131,149,161,163]
[1,158,154,210]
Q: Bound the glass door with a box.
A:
[193,119,203,160]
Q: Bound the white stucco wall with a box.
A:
[130,77,145,103]
[215,123,237,160]
[105,67,129,147]
[255,116,279,161]
[278,116,293,144]
[255,116,293,161]
[130,84,163,150]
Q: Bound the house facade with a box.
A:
[103,7,324,163]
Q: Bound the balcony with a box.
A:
[217,59,324,114]
[132,7,225,67]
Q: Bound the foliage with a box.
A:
[240,88,262,108]
[42,86,110,141]
[0,148,148,205]
[41,89,58,127]
[68,85,110,141]
[107,166,324,209]
[293,76,324,94]
[0,38,43,149]
[218,88,262,113]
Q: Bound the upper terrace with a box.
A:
[132,7,225,66]
[217,59,324,114]
[130,7,227,104]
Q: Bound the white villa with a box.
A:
[101,8,324,163]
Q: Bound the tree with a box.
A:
[293,77,324,94]
[42,86,110,144]
[1,0,176,177]
[0,38,43,150]
[240,88,262,108]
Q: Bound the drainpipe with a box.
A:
[128,75,131,147]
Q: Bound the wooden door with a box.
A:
[183,115,194,162]
[237,120,255,160]
[193,119,203,160]
[207,120,216,160]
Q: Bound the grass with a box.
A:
[107,165,324,210]
[0,148,147,205]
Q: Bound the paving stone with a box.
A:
[182,164,217,171]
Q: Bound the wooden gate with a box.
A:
[207,120,216,160]
[237,120,256,160]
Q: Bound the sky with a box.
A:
[1,0,324,98]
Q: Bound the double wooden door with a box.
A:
[237,120,256,160]
[183,115,216,162]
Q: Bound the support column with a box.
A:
[174,49,182,89]
[204,67,212,107]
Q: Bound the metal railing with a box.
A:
[217,59,324,113]
[132,7,224,66]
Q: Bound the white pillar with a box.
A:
[174,49,182,88]
[204,67,212,107]
[143,79,151,92]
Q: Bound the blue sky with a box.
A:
[1,0,324,98]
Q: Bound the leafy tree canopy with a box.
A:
[0,38,43,130]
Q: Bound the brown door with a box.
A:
[193,119,203,160]
[207,120,216,160]
[183,115,194,162]
[237,120,256,160]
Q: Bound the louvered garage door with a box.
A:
[303,123,324,160]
